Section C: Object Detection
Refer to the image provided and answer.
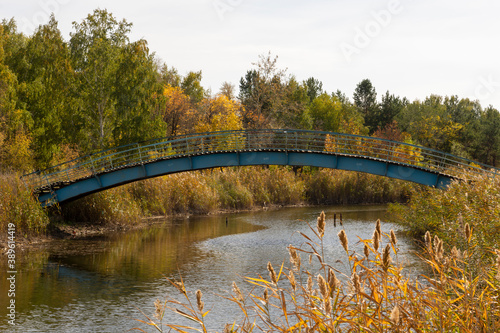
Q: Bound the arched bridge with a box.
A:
[21,129,499,207]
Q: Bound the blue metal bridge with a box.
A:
[21,129,498,207]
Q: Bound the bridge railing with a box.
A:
[21,129,498,192]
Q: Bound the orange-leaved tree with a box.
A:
[161,84,197,137]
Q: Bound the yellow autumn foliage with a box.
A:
[195,95,243,133]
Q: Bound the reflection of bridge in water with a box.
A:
[21,129,499,207]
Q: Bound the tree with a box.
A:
[112,39,165,145]
[397,96,463,153]
[160,64,181,87]
[281,77,311,129]
[238,52,288,129]
[304,77,323,103]
[353,79,379,133]
[333,90,368,135]
[161,85,195,137]
[194,94,243,133]
[181,71,205,104]
[475,106,500,166]
[219,81,235,100]
[309,93,342,132]
[17,15,76,168]
[378,91,407,131]
[0,21,35,172]
[70,9,132,151]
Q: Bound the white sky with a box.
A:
[2,0,500,109]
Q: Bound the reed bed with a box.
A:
[59,167,412,225]
[389,171,500,265]
[0,172,49,236]
[134,212,500,332]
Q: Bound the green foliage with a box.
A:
[70,9,133,151]
[353,78,379,133]
[113,39,166,145]
[309,93,342,132]
[15,15,75,168]
[475,106,500,166]
[303,76,323,102]
[181,71,205,104]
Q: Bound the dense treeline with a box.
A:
[1,9,499,173]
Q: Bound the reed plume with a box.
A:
[267,261,278,284]
[375,219,382,237]
[307,275,313,293]
[390,305,400,325]
[196,290,204,313]
[328,268,339,296]
[425,231,432,251]
[288,245,301,271]
[382,244,391,272]
[338,229,349,253]
[364,243,370,259]
[372,229,380,252]
[351,272,362,294]
[317,211,326,237]
[233,281,244,302]
[317,274,328,300]
[464,222,471,241]
[390,229,398,246]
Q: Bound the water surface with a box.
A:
[0,205,419,332]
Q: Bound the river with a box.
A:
[0,205,420,332]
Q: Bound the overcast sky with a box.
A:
[2,0,500,109]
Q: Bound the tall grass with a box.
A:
[0,172,49,237]
[389,172,500,262]
[61,167,412,225]
[134,212,500,332]
[305,169,413,205]
[61,186,143,225]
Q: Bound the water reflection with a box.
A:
[0,216,263,330]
